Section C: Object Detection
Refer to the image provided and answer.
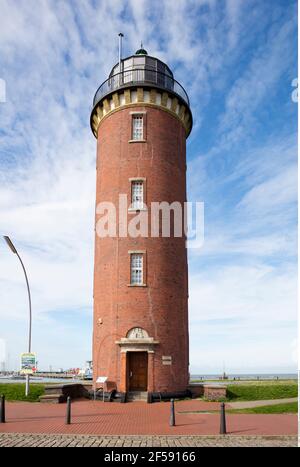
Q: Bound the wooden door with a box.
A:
[128,352,148,391]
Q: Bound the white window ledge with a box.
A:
[127,284,147,287]
[128,207,148,212]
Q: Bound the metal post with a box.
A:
[169,398,175,426]
[17,250,32,397]
[118,33,124,87]
[25,375,30,397]
[3,237,32,397]
[118,33,124,70]
[15,251,32,355]
[0,395,5,423]
[220,402,227,434]
[66,396,71,425]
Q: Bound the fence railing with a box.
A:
[93,68,190,107]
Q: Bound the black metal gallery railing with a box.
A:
[93,68,190,108]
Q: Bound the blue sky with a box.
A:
[0,0,297,374]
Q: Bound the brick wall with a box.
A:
[204,386,227,401]
[93,105,189,393]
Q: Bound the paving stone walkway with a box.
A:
[0,433,297,447]
[0,400,297,437]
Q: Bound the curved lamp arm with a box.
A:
[3,236,32,353]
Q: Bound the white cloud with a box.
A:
[187,131,297,374]
[238,165,297,215]
[189,262,297,373]
[188,134,297,265]
[190,263,296,322]
[215,11,296,149]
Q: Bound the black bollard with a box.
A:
[65,396,71,425]
[0,395,5,423]
[169,398,175,426]
[220,402,226,435]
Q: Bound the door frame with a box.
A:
[118,346,156,393]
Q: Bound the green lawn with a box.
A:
[226,383,298,401]
[228,402,298,414]
[0,383,45,402]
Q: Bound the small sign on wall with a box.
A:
[96,376,108,383]
[162,356,172,365]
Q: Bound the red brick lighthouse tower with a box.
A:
[90,43,193,400]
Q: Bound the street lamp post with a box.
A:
[3,236,32,397]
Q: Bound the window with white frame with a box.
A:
[131,180,144,210]
[132,115,143,140]
[130,253,143,285]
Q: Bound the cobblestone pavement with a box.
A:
[0,433,297,447]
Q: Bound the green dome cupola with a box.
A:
[135,48,148,55]
[135,42,148,55]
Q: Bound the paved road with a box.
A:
[0,433,297,447]
[228,398,298,410]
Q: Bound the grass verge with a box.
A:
[226,383,298,401]
[179,402,298,415]
[0,383,45,402]
[228,402,298,414]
